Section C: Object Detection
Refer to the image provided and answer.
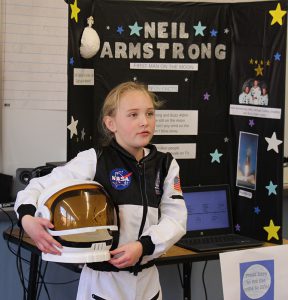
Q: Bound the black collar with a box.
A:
[109,139,157,162]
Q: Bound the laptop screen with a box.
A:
[183,185,231,231]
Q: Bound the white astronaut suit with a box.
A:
[15,142,187,300]
[239,92,252,104]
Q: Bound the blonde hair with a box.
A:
[99,81,162,145]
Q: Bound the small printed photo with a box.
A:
[236,131,259,190]
[238,78,269,106]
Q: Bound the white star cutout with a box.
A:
[67,116,78,138]
[265,132,282,153]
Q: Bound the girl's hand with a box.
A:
[21,215,62,255]
[109,241,143,268]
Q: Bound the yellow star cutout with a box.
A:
[254,64,263,76]
[266,60,270,66]
[70,0,81,23]
[269,3,287,26]
[263,219,280,241]
[249,58,254,64]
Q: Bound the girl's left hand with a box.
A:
[109,241,143,268]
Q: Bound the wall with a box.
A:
[2,109,66,173]
[0,0,67,175]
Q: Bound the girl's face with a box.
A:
[104,90,156,160]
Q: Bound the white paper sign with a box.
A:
[73,68,94,85]
[239,189,253,199]
[154,143,196,159]
[155,110,198,135]
[130,62,198,71]
[148,85,178,92]
[220,245,288,300]
[230,105,281,120]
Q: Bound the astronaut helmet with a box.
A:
[35,179,118,263]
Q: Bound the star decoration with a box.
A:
[70,0,80,23]
[81,128,86,140]
[263,219,280,241]
[67,116,78,138]
[129,22,143,36]
[106,26,110,30]
[193,21,206,36]
[133,77,137,81]
[184,77,189,82]
[274,52,281,61]
[117,26,124,34]
[224,137,229,143]
[269,3,287,26]
[210,149,223,163]
[210,29,218,37]
[249,58,254,64]
[265,180,278,196]
[265,132,283,153]
[266,60,271,66]
[203,92,210,101]
[235,224,240,231]
[254,206,261,215]
[254,64,263,76]
[249,119,255,127]
[69,57,74,66]
[224,28,229,34]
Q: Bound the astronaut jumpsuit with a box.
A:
[15,140,187,300]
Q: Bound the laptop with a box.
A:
[176,184,264,252]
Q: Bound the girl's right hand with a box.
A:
[21,215,63,255]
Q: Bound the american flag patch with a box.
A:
[173,176,182,192]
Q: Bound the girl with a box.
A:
[15,81,187,300]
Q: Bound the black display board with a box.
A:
[66,0,287,243]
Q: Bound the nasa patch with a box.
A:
[110,168,132,190]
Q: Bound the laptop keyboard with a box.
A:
[185,235,242,245]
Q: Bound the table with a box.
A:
[2,227,281,300]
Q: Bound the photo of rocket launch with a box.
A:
[236,132,259,190]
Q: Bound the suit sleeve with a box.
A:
[140,157,187,260]
[14,148,97,222]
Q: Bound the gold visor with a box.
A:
[44,183,116,242]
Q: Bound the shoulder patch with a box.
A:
[173,176,182,192]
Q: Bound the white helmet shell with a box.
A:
[36,179,118,263]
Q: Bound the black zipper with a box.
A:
[137,161,148,238]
